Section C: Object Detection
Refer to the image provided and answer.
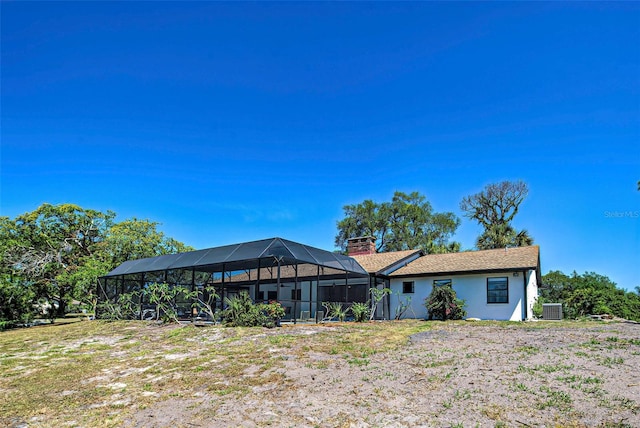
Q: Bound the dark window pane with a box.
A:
[402,281,414,294]
[487,277,508,303]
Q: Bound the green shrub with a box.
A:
[322,301,348,322]
[145,282,195,323]
[425,284,466,320]
[533,297,544,318]
[221,291,283,328]
[263,300,286,324]
[350,302,370,322]
[97,291,141,321]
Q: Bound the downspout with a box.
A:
[523,270,528,320]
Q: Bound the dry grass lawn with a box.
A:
[1,319,639,427]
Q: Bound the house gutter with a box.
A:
[389,266,538,279]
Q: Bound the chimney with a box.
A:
[347,236,376,256]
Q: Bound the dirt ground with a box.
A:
[2,320,639,428]
[129,321,640,428]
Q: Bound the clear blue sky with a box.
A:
[2,2,639,290]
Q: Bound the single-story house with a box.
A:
[348,237,540,321]
[97,236,540,322]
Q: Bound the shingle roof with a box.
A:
[350,250,422,274]
[390,245,540,277]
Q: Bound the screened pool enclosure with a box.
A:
[97,238,373,322]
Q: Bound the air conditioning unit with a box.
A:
[542,303,563,320]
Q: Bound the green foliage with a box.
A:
[221,291,283,328]
[476,223,533,250]
[194,285,220,321]
[369,287,391,320]
[394,292,413,320]
[335,191,461,253]
[460,180,533,250]
[0,204,192,326]
[98,283,196,323]
[263,300,286,321]
[145,282,196,323]
[322,301,348,322]
[350,302,370,322]
[532,297,544,318]
[97,291,141,321]
[541,271,640,322]
[425,284,466,320]
[0,204,115,318]
[104,218,194,267]
[0,276,35,329]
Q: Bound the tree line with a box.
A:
[0,180,537,327]
[2,180,637,327]
[540,271,640,322]
[0,203,192,327]
[335,180,533,253]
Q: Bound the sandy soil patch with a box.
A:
[129,321,640,427]
[1,320,638,428]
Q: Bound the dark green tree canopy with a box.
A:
[0,203,192,322]
[540,271,640,322]
[460,180,533,250]
[335,191,460,253]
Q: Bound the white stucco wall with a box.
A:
[525,269,538,320]
[390,271,536,321]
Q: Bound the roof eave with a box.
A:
[375,249,425,276]
[389,266,539,279]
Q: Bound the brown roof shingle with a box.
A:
[389,245,540,277]
[350,250,422,274]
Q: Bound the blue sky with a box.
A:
[2,2,639,290]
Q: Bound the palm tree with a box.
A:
[476,223,533,250]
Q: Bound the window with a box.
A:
[267,291,277,301]
[402,281,414,294]
[290,289,301,300]
[487,277,508,303]
[433,279,452,287]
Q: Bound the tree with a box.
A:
[103,218,194,267]
[335,191,460,253]
[460,180,533,249]
[0,204,193,322]
[0,274,35,329]
[0,204,115,318]
[540,271,640,321]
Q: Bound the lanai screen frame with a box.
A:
[97,237,371,322]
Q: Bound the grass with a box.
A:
[0,319,429,427]
[0,319,637,427]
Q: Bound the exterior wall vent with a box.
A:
[542,303,563,320]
